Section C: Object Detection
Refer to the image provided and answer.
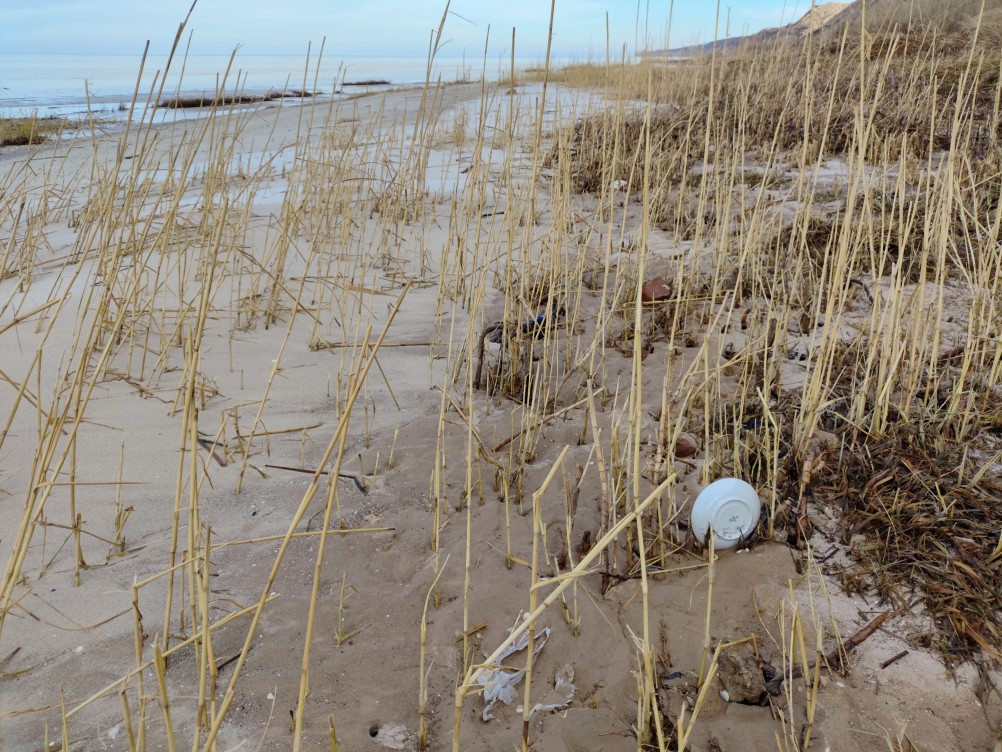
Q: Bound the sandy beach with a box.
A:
[2,44,1002,752]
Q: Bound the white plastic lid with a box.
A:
[690,478,761,550]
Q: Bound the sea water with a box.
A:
[0,52,562,121]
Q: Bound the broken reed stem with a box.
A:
[419,555,449,751]
[153,644,178,752]
[698,533,716,687]
[119,687,138,752]
[677,642,723,750]
[59,687,70,752]
[803,624,823,749]
[192,525,215,752]
[328,714,339,752]
[585,382,613,592]
[521,445,569,751]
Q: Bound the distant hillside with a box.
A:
[788,1,853,32]
[643,0,1002,58]
[642,2,852,57]
[836,0,997,30]
[836,0,1002,47]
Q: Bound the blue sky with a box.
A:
[0,1,817,58]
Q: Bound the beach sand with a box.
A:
[1,80,999,751]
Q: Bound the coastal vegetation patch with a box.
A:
[0,115,66,147]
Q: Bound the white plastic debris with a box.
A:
[517,664,575,716]
[477,617,551,722]
[719,689,731,703]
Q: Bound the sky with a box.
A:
[0,1,821,58]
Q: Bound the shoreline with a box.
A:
[0,81,460,156]
[0,50,563,122]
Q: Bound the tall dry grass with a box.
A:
[548,4,1002,663]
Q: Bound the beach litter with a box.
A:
[485,300,567,345]
[517,664,576,716]
[690,478,762,549]
[475,302,566,390]
[478,619,552,721]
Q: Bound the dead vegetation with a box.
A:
[551,3,1002,666]
[0,115,68,147]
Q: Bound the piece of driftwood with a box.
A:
[788,605,905,680]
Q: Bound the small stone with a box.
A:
[717,644,766,704]
[641,276,674,303]
[674,433,700,458]
[811,429,839,451]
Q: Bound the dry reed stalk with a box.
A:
[59,687,70,752]
[418,556,449,751]
[697,533,716,687]
[153,643,178,752]
[461,336,477,676]
[628,77,656,745]
[520,444,568,750]
[131,582,149,749]
[676,640,726,750]
[192,526,215,751]
[161,214,226,650]
[328,714,338,752]
[119,686,138,752]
